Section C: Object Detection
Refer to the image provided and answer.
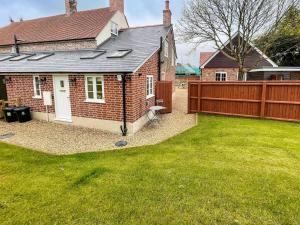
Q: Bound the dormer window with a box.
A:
[111,22,119,36]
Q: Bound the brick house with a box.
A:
[0,0,177,136]
[200,33,279,81]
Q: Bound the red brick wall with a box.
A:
[129,52,159,122]
[69,74,124,122]
[201,68,239,81]
[6,74,55,113]
[4,52,160,124]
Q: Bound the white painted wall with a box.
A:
[96,11,129,46]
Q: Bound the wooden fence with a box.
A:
[188,81,300,122]
[156,81,173,113]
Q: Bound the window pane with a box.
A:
[35,77,41,96]
[88,85,93,92]
[60,80,64,88]
[88,92,94,99]
[222,73,226,81]
[146,78,149,92]
[36,87,40,96]
[87,77,93,85]
[150,77,153,94]
[87,77,94,99]
[96,77,103,100]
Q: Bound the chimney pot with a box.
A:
[65,0,77,16]
[109,0,124,13]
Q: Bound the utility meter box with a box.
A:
[43,91,52,106]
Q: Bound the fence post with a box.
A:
[260,81,267,118]
[188,82,191,114]
[198,82,202,112]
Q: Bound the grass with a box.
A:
[0,114,300,225]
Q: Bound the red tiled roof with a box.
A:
[200,52,215,66]
[0,8,115,46]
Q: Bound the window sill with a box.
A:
[32,96,42,99]
[85,99,106,104]
[146,94,155,99]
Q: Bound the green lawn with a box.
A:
[0,114,300,225]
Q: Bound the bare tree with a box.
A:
[177,0,299,79]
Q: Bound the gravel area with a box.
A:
[0,88,196,155]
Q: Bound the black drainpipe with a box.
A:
[158,37,163,81]
[120,73,128,136]
[14,34,20,55]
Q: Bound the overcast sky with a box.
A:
[0,0,214,66]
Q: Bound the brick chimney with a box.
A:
[163,0,172,26]
[65,0,77,16]
[109,0,124,13]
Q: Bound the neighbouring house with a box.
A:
[200,33,280,81]
[0,0,177,135]
[176,63,200,81]
[248,67,300,80]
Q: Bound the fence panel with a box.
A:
[188,81,300,122]
[156,81,173,114]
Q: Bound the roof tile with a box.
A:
[200,52,214,66]
[0,8,115,46]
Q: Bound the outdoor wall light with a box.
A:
[117,74,123,82]
[40,77,47,85]
[69,77,77,86]
[3,76,12,84]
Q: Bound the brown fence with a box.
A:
[156,81,173,113]
[188,81,300,122]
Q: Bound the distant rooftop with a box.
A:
[0,8,115,46]
[250,67,300,72]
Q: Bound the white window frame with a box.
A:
[215,72,227,81]
[164,40,169,57]
[146,75,154,99]
[237,72,248,81]
[111,22,119,36]
[33,75,42,99]
[85,75,105,103]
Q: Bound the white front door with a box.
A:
[54,75,72,122]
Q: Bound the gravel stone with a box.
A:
[0,89,196,155]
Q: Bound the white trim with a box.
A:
[32,96,42,99]
[215,72,227,81]
[250,67,300,72]
[201,32,278,69]
[32,75,42,99]
[85,99,106,104]
[110,21,119,36]
[85,75,105,103]
[146,75,154,99]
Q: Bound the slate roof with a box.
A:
[0,25,170,73]
[0,8,115,46]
